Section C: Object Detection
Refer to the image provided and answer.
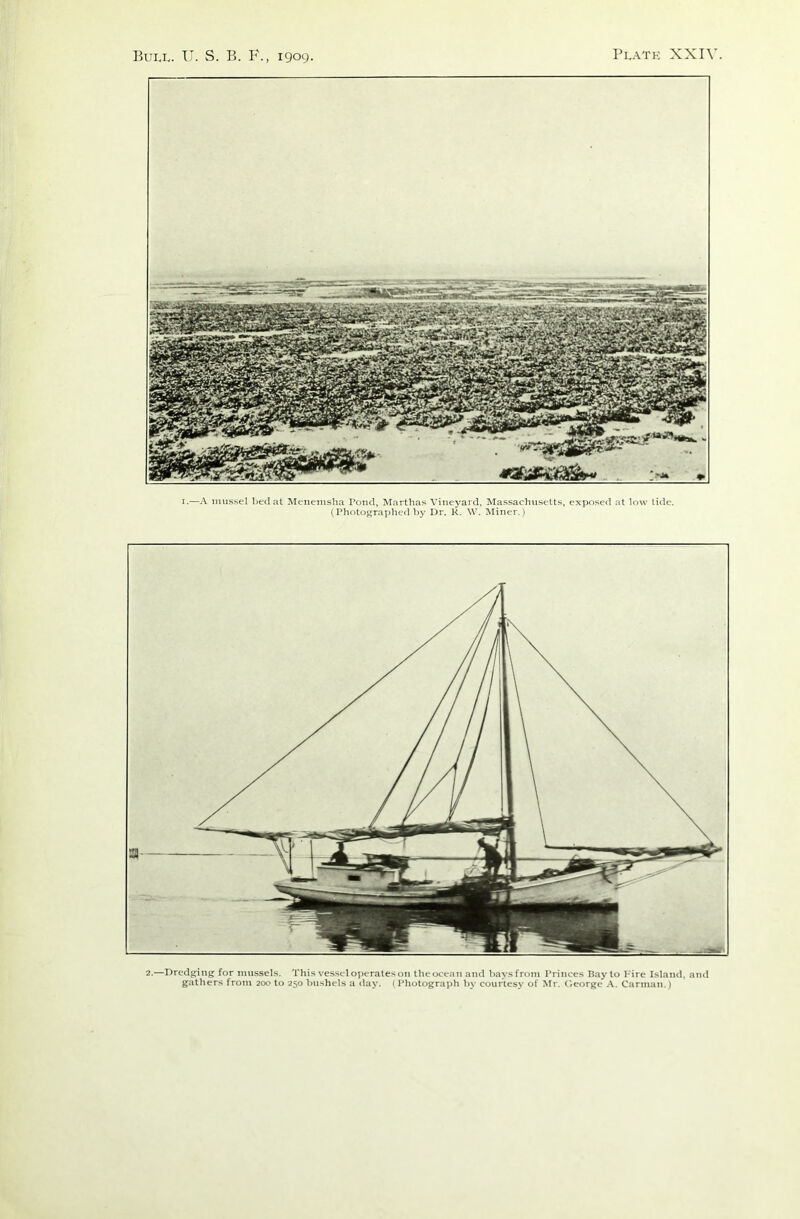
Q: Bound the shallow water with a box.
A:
[184,412,706,484]
[127,853,726,956]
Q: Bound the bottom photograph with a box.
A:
[126,543,728,955]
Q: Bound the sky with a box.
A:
[127,544,728,856]
[148,77,709,281]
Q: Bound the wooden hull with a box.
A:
[275,879,466,907]
[275,864,620,909]
[481,865,620,908]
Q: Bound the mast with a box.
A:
[499,584,518,880]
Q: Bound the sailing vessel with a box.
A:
[197,583,720,909]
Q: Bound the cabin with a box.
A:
[313,854,411,893]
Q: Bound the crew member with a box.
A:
[478,837,503,877]
[330,843,349,865]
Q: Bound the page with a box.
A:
[2,3,798,1217]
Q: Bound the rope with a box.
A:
[617,853,706,889]
[450,635,501,818]
[505,635,547,847]
[398,595,500,825]
[372,591,500,827]
[197,583,500,829]
[405,766,456,819]
[506,618,714,845]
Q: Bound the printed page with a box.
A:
[2,3,797,1218]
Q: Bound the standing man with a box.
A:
[477,837,503,878]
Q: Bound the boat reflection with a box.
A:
[446,905,619,954]
[305,905,413,953]
[286,902,620,954]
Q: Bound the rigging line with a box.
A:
[617,853,705,889]
[505,635,548,847]
[405,767,457,819]
[196,582,500,829]
[399,596,500,826]
[449,637,500,820]
[506,618,714,844]
[450,636,501,819]
[370,590,501,827]
[452,633,500,782]
[272,837,290,875]
[369,596,498,828]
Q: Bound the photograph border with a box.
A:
[125,540,730,957]
[145,74,712,487]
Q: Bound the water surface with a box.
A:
[127,853,726,956]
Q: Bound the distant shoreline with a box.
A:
[152,274,705,288]
[150,279,707,306]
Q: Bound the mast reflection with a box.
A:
[284,901,619,954]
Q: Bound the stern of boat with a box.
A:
[460,861,622,909]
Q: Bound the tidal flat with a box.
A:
[148,279,707,483]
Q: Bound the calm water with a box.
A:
[184,414,706,484]
[127,854,726,956]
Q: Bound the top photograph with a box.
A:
[147,76,709,485]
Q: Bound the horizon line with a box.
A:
[150,271,707,285]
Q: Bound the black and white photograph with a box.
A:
[9,0,800,1211]
[148,77,709,485]
[127,543,727,955]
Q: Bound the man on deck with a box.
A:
[478,837,503,877]
[329,843,349,865]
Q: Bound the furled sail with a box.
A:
[199,817,509,844]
